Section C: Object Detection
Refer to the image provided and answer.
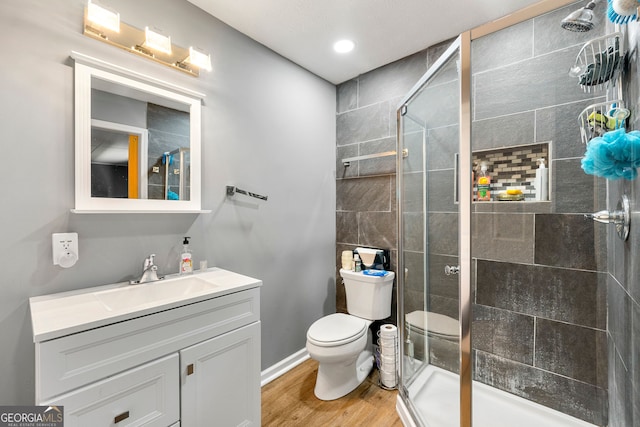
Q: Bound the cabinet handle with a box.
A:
[114,411,130,423]
[187,363,194,375]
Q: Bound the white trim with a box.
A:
[396,395,418,427]
[71,51,205,99]
[260,349,310,387]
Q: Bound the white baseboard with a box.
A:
[261,348,310,387]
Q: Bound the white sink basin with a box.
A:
[94,276,218,312]
[29,268,262,342]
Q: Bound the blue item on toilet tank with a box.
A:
[363,270,389,277]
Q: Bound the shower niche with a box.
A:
[455,142,551,203]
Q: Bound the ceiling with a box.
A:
[186,0,545,84]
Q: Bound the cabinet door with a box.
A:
[181,322,261,427]
[42,354,179,427]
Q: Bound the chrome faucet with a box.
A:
[130,254,164,284]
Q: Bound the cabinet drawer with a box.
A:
[42,354,179,427]
[36,287,259,401]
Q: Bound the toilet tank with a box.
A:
[340,269,395,320]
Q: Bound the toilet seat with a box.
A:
[307,313,368,347]
[406,310,458,339]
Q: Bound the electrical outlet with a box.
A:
[52,232,79,267]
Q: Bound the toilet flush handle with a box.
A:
[444,265,460,276]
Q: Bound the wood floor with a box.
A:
[262,358,403,427]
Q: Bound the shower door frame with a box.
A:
[396,0,577,426]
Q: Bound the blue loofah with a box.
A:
[607,0,639,24]
[581,128,640,180]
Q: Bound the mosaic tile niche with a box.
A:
[472,142,550,202]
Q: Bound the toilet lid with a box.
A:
[307,313,368,347]
[406,311,458,337]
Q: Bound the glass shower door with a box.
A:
[397,39,463,427]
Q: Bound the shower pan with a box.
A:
[395,1,609,426]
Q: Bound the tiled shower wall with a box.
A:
[336,2,612,426]
[468,5,609,425]
[608,21,640,427]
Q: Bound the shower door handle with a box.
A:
[444,265,460,275]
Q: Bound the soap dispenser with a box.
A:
[179,237,193,275]
[534,159,549,201]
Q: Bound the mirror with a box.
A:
[72,52,205,212]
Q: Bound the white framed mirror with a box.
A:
[71,52,206,213]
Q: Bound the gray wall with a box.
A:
[608,19,640,427]
[0,0,335,404]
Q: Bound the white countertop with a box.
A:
[29,268,261,343]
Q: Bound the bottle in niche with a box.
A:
[476,162,491,201]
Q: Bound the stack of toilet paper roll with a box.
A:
[341,250,353,270]
[377,324,398,389]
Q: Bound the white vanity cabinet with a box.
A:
[181,322,260,426]
[30,269,261,427]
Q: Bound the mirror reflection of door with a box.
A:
[91,86,191,201]
[90,120,148,199]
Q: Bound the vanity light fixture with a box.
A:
[86,0,120,33]
[82,0,212,77]
[185,47,212,72]
[143,27,172,55]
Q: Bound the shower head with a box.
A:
[561,0,597,32]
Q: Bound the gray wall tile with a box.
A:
[608,339,633,427]
[358,136,396,175]
[474,46,595,120]
[336,211,358,244]
[608,275,632,370]
[473,304,534,365]
[553,158,607,214]
[476,351,607,426]
[477,260,606,329]
[472,213,534,264]
[336,176,391,212]
[535,318,607,387]
[337,79,357,113]
[471,20,533,74]
[403,130,425,174]
[534,214,605,271]
[428,213,458,256]
[402,171,424,213]
[472,111,535,152]
[358,50,429,107]
[337,101,390,146]
[403,212,424,252]
[427,169,456,213]
[359,211,397,248]
[536,98,605,160]
[427,125,458,170]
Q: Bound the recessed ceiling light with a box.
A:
[333,39,355,54]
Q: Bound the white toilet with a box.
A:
[306,268,395,400]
